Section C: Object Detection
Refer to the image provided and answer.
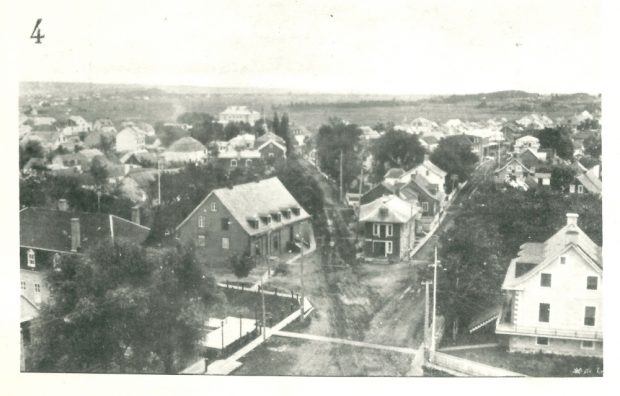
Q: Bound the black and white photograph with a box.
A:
[3,0,616,390]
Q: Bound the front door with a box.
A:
[372,241,386,257]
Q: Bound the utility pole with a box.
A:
[422,280,432,350]
[300,241,305,320]
[157,159,163,205]
[339,149,344,203]
[431,246,439,353]
[261,280,266,341]
[355,157,364,245]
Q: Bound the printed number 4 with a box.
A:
[30,18,44,44]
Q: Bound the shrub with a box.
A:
[231,252,256,278]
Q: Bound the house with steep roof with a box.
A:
[255,131,287,163]
[116,126,146,152]
[570,165,602,196]
[162,136,207,164]
[398,174,444,231]
[175,177,313,264]
[494,157,535,189]
[420,135,439,152]
[398,159,447,193]
[495,213,602,357]
[514,135,540,154]
[359,195,419,260]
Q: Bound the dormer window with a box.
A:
[271,212,281,222]
[291,207,300,216]
[247,218,259,229]
[281,209,291,219]
[27,249,35,268]
[260,215,271,225]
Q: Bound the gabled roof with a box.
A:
[359,195,418,224]
[577,165,602,194]
[255,132,287,152]
[401,173,442,202]
[421,135,439,145]
[384,168,405,179]
[501,214,602,290]
[167,136,206,152]
[495,157,532,174]
[176,177,310,236]
[20,207,150,253]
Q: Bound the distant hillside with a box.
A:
[442,90,541,103]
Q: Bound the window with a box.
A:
[230,159,238,168]
[268,153,275,158]
[373,224,380,237]
[536,337,549,346]
[539,303,550,323]
[21,281,26,291]
[386,241,393,254]
[221,218,230,230]
[198,235,206,247]
[27,249,35,268]
[560,256,566,264]
[540,273,552,287]
[516,165,522,172]
[386,224,393,237]
[210,202,216,212]
[34,284,41,303]
[587,276,598,290]
[578,185,584,194]
[422,202,429,213]
[581,340,594,350]
[245,159,252,167]
[584,306,596,326]
[507,165,513,172]
[569,184,576,193]
[198,215,205,228]
[222,237,229,250]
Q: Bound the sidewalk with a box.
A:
[180,296,314,375]
[273,330,418,355]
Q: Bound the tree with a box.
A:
[537,126,574,160]
[178,113,223,145]
[275,159,325,217]
[231,252,256,278]
[430,136,478,191]
[19,140,45,168]
[278,113,293,155]
[89,157,109,189]
[369,130,425,182]
[97,134,115,155]
[29,240,216,373]
[550,165,576,192]
[316,118,362,189]
[271,112,280,136]
[584,133,601,158]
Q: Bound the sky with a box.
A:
[16,0,601,95]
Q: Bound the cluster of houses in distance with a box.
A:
[19,98,602,371]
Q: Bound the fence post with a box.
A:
[241,284,245,291]
[275,287,278,296]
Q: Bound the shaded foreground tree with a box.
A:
[369,130,425,182]
[29,240,219,373]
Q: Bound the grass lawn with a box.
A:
[448,346,603,377]
[209,288,300,326]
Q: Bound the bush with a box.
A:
[273,262,289,277]
[231,252,256,278]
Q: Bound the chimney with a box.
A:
[70,218,81,252]
[131,206,141,225]
[566,213,579,227]
[58,199,69,211]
